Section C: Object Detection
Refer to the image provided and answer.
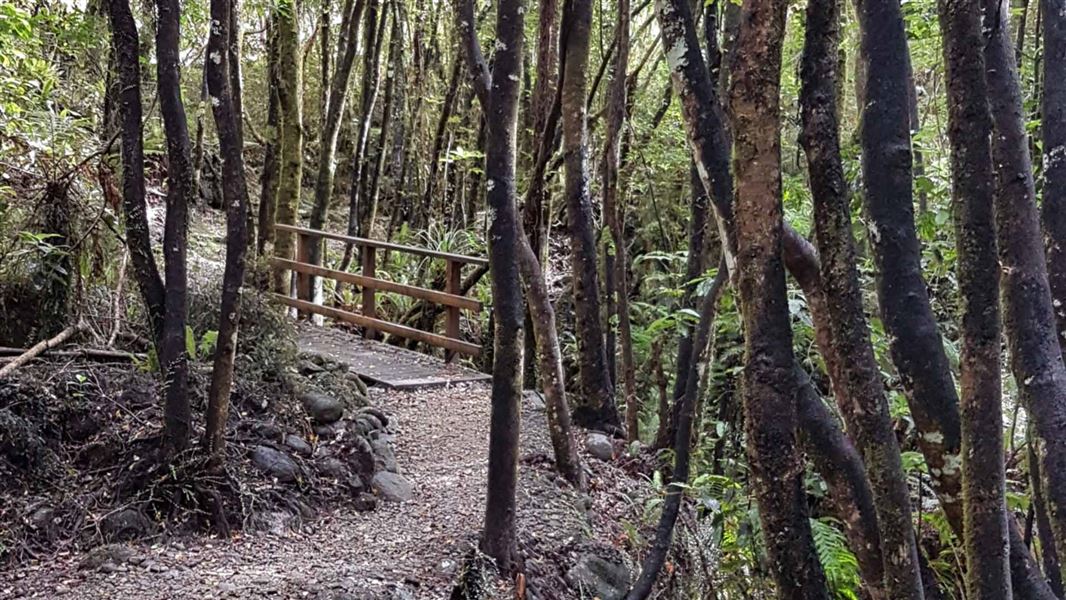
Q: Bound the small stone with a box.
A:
[352,492,377,512]
[300,392,345,424]
[586,432,615,461]
[284,434,313,457]
[250,445,300,483]
[370,471,414,502]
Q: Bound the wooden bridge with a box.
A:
[269,224,490,389]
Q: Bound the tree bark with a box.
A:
[106,0,166,343]
[155,0,194,456]
[363,6,399,238]
[800,0,924,595]
[729,0,831,595]
[561,0,619,431]
[305,0,368,288]
[602,0,637,440]
[257,17,281,256]
[476,0,527,573]
[940,2,1012,597]
[205,0,251,466]
[272,0,305,293]
[1042,0,1066,362]
[982,0,1066,582]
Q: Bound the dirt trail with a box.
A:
[1,382,499,600]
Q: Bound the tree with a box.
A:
[800,0,924,594]
[271,0,304,294]
[154,0,194,456]
[106,0,191,456]
[728,0,831,594]
[561,0,619,431]
[602,0,636,439]
[1043,0,1066,362]
[204,0,251,465]
[982,0,1066,578]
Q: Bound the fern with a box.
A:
[810,518,861,600]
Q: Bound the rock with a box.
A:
[298,359,325,375]
[354,415,383,438]
[250,445,300,483]
[370,437,398,473]
[586,432,615,461]
[28,506,56,534]
[80,544,137,570]
[523,390,546,411]
[284,434,313,457]
[347,435,376,477]
[301,392,345,424]
[317,457,348,478]
[566,553,631,600]
[251,421,283,441]
[370,471,414,502]
[352,492,378,512]
[314,422,345,439]
[358,406,389,429]
[101,508,152,542]
[350,374,370,397]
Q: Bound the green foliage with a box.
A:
[810,518,862,600]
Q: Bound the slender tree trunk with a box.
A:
[602,0,636,440]
[940,2,1012,597]
[341,0,386,263]
[272,0,305,293]
[982,0,1066,582]
[1030,433,1066,596]
[800,0,924,595]
[363,7,399,238]
[562,0,619,431]
[205,0,251,466]
[418,58,462,230]
[526,0,559,262]
[106,0,166,343]
[320,0,331,124]
[466,0,527,573]
[305,0,367,287]
[1042,0,1066,361]
[155,0,194,456]
[729,0,831,594]
[257,17,281,256]
[625,261,727,600]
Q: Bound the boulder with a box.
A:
[358,406,390,429]
[370,471,413,502]
[300,392,344,424]
[251,445,300,483]
[284,434,313,457]
[317,457,348,478]
[101,508,152,542]
[586,432,615,461]
[566,553,631,600]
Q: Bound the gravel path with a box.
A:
[1,382,499,600]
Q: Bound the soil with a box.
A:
[0,379,653,599]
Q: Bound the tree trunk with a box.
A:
[418,58,462,230]
[106,0,166,343]
[940,2,1012,597]
[205,0,251,466]
[257,17,281,257]
[466,0,527,573]
[272,0,305,293]
[982,0,1066,582]
[561,0,618,431]
[728,0,831,595]
[305,0,368,288]
[800,0,924,595]
[155,0,194,456]
[1042,0,1066,362]
[602,0,636,440]
[625,261,727,600]
[363,6,399,238]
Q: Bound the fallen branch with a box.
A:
[0,320,89,378]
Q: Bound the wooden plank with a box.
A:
[272,294,481,356]
[271,258,482,311]
[274,223,489,266]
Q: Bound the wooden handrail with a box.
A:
[271,258,482,311]
[274,223,488,266]
[272,294,481,356]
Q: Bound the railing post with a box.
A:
[444,259,461,363]
[361,244,377,340]
[295,232,311,317]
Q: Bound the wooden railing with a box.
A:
[270,224,487,361]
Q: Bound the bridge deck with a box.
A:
[296,324,490,389]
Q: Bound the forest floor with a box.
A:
[0,380,648,599]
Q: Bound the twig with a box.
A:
[0,319,88,378]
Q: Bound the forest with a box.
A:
[1,0,1066,597]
